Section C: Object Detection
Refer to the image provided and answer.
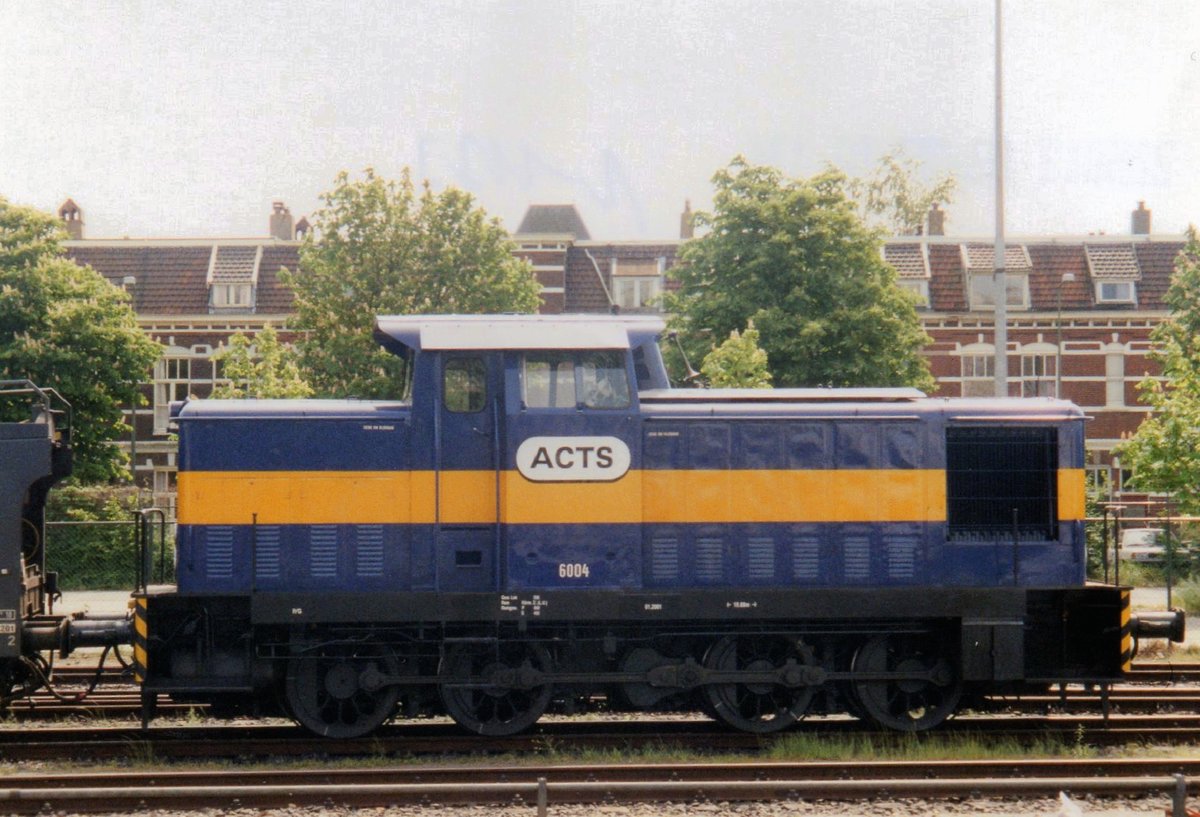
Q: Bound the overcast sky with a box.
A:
[1,1,1197,241]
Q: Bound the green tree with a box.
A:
[211,325,312,399]
[282,168,541,398]
[0,198,161,482]
[666,157,935,391]
[1117,228,1200,512]
[848,147,957,235]
[700,322,773,388]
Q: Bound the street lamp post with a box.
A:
[1055,272,1076,398]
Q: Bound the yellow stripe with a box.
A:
[179,468,959,526]
[1057,468,1086,521]
[135,615,147,639]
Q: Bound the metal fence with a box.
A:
[45,519,176,591]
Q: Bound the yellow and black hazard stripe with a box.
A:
[133,597,148,684]
[1119,589,1133,672]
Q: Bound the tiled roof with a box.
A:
[67,241,298,315]
[891,238,1186,314]
[960,244,1032,271]
[207,245,262,284]
[1085,243,1142,280]
[883,244,930,279]
[515,205,591,239]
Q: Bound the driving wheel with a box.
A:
[851,633,962,732]
[285,641,402,738]
[440,641,553,736]
[703,634,817,733]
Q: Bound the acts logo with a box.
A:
[515,436,631,482]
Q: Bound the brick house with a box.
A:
[61,198,1184,507]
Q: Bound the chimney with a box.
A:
[1131,201,1151,235]
[680,200,694,239]
[269,201,294,240]
[58,198,84,239]
[294,216,311,240]
[927,203,945,237]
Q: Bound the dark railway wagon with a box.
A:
[129,315,1172,737]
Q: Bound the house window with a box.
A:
[1021,353,1056,397]
[1095,281,1136,304]
[211,284,253,309]
[961,354,995,397]
[968,273,1029,310]
[1105,348,1126,407]
[898,280,929,308]
[614,277,662,311]
[154,356,193,433]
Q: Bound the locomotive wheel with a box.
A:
[285,641,402,738]
[702,635,817,734]
[851,633,962,732]
[439,641,553,736]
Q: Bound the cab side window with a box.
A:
[580,351,631,409]
[444,357,486,413]
[521,351,631,410]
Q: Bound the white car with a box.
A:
[1117,528,1166,563]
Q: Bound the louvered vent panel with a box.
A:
[310,526,339,578]
[747,536,775,580]
[356,525,385,577]
[254,526,281,580]
[886,534,918,580]
[696,537,724,581]
[651,536,678,582]
[843,535,871,581]
[792,535,820,580]
[205,526,234,580]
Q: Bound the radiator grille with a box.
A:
[695,537,724,581]
[356,525,384,577]
[792,535,820,580]
[747,536,775,580]
[254,526,281,580]
[843,534,871,581]
[886,534,918,580]
[651,536,678,582]
[205,526,233,580]
[310,526,338,578]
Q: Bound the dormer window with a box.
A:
[1095,280,1136,304]
[611,257,666,312]
[1085,244,1140,307]
[206,245,262,313]
[211,283,252,308]
[960,244,1032,312]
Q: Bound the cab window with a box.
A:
[521,351,631,410]
[444,357,486,413]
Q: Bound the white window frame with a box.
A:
[613,276,663,311]
[960,348,996,397]
[211,283,252,308]
[898,279,930,308]
[968,273,1029,311]
[1020,346,1057,398]
[154,355,194,433]
[1095,280,1136,305]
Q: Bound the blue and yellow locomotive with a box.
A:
[132,314,1159,737]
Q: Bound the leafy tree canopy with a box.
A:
[1117,227,1200,512]
[0,198,161,482]
[848,147,957,236]
[666,157,935,391]
[700,322,773,388]
[283,168,542,398]
[211,325,312,399]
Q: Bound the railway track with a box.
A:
[3,712,1200,761]
[0,758,1195,813]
